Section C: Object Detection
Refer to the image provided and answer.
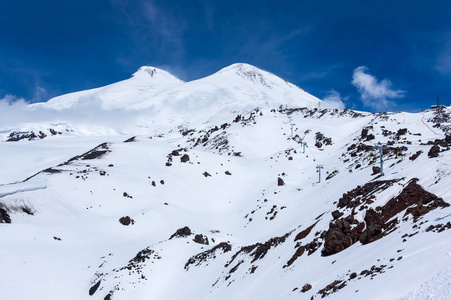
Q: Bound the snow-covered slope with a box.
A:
[1,66,451,300]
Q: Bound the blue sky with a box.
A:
[0,0,450,112]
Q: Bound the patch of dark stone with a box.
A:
[426,135,451,158]
[265,205,279,221]
[203,172,211,177]
[308,264,388,297]
[123,136,137,143]
[317,280,346,298]
[89,280,101,296]
[409,151,423,161]
[166,148,188,166]
[225,171,232,175]
[97,246,159,300]
[326,170,339,180]
[122,192,132,199]
[301,283,312,293]
[315,132,332,149]
[347,143,373,157]
[225,231,291,268]
[49,128,62,136]
[5,130,48,142]
[193,234,209,245]
[425,222,451,233]
[60,143,110,166]
[21,206,33,215]
[42,168,62,174]
[337,179,400,210]
[323,178,449,256]
[0,208,11,223]
[184,242,232,270]
[119,216,135,226]
[277,177,285,186]
[428,106,451,134]
[169,226,192,240]
[285,236,323,268]
[360,127,375,142]
[283,107,364,120]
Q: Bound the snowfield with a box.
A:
[1,64,451,299]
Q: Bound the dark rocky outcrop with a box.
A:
[180,154,190,163]
[277,177,285,186]
[0,208,11,223]
[301,283,312,293]
[185,242,232,270]
[169,226,192,239]
[123,136,137,143]
[89,281,101,295]
[193,234,209,245]
[226,231,291,267]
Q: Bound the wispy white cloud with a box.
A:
[31,86,48,103]
[352,66,405,110]
[436,37,451,76]
[321,90,346,109]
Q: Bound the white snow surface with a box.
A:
[1,65,451,300]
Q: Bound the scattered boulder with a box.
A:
[301,284,312,293]
[119,216,135,226]
[193,234,209,245]
[225,171,232,175]
[277,177,285,186]
[428,145,440,158]
[180,154,190,163]
[372,166,381,175]
[203,172,211,177]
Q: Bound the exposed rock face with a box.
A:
[301,284,312,293]
[323,178,449,256]
[89,281,101,295]
[169,226,192,239]
[0,208,11,223]
[428,145,440,158]
[193,234,209,245]
[185,242,232,270]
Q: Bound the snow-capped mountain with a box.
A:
[1,64,451,300]
[25,63,320,131]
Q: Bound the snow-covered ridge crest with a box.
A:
[131,66,184,84]
[215,63,300,90]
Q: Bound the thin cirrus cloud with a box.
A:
[352,66,405,111]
